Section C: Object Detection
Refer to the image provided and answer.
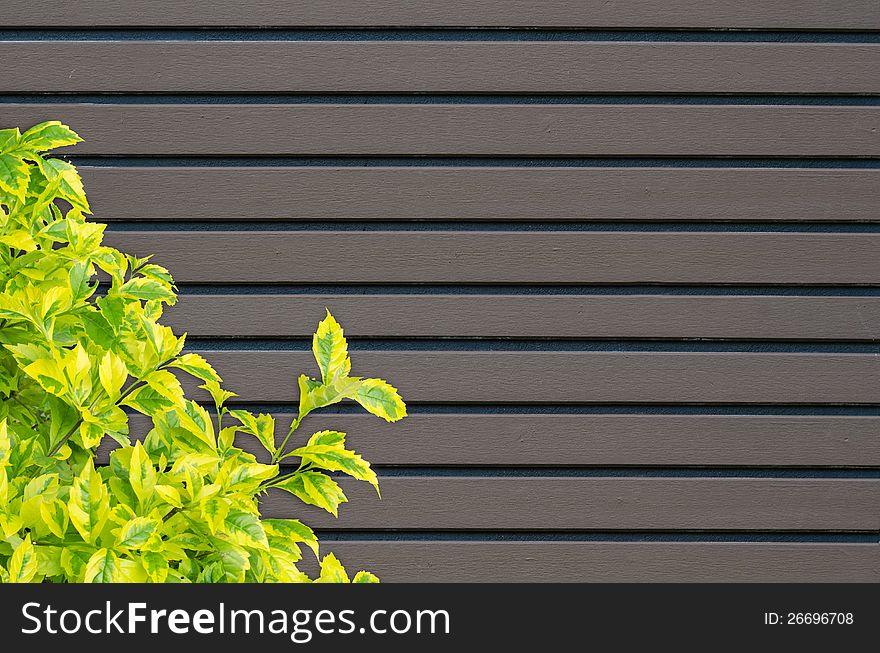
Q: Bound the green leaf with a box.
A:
[290,444,378,494]
[352,570,380,583]
[312,309,350,384]
[142,552,169,583]
[0,153,30,202]
[8,534,38,583]
[200,496,230,535]
[21,121,83,152]
[355,378,407,422]
[119,277,176,303]
[83,548,121,583]
[263,519,319,558]
[67,460,111,545]
[117,516,159,549]
[315,552,349,583]
[168,352,222,383]
[98,351,128,399]
[226,409,276,454]
[154,484,183,508]
[306,430,346,448]
[40,498,70,539]
[273,471,347,517]
[128,441,157,506]
[221,510,269,551]
[121,384,176,416]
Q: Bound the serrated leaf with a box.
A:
[312,309,350,384]
[263,519,319,557]
[352,570,380,583]
[168,352,221,383]
[226,409,276,454]
[221,510,269,551]
[119,277,176,303]
[0,153,30,202]
[274,471,347,517]
[315,552,349,584]
[307,430,346,448]
[355,378,407,422]
[21,121,83,151]
[290,444,378,494]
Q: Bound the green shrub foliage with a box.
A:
[0,122,407,582]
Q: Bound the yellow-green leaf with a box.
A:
[316,552,349,583]
[83,548,121,583]
[274,471,347,517]
[352,570,380,583]
[312,310,350,383]
[116,516,159,550]
[168,353,221,383]
[355,378,407,422]
[21,121,83,152]
[67,460,110,545]
[98,351,128,399]
[8,534,38,583]
[40,498,69,539]
[128,441,157,506]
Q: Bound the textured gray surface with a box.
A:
[3,1,878,29]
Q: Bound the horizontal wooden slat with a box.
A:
[297,542,880,582]
[6,104,880,156]
[109,414,880,467]
[104,232,880,284]
[180,351,880,404]
[262,477,880,530]
[3,1,878,30]
[82,167,880,221]
[4,42,878,94]
[165,294,880,340]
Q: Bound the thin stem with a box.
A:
[270,414,303,465]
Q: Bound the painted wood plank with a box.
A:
[81,167,880,222]
[103,231,880,284]
[4,42,878,93]
[297,542,880,582]
[261,477,880,530]
[3,1,877,30]
[174,350,880,404]
[108,414,880,467]
[164,294,880,340]
[5,104,879,156]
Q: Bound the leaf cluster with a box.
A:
[0,122,406,583]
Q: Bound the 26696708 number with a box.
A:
[765,612,854,625]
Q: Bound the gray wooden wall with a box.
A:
[1,1,878,582]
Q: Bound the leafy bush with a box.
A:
[0,122,406,583]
